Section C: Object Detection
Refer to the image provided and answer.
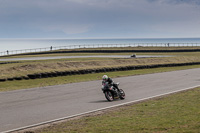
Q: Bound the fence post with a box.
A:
[1,43,200,57]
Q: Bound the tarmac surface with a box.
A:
[0,55,170,61]
[0,68,200,132]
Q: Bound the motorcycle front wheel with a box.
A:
[119,89,125,100]
[105,91,114,101]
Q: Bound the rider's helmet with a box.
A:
[102,75,108,81]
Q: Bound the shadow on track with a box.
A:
[89,100,108,103]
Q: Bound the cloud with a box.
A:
[41,23,94,34]
[147,0,200,5]
[0,0,200,38]
[0,0,95,35]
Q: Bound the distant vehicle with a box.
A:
[101,81,125,101]
[130,54,136,58]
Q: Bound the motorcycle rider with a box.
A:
[102,75,120,92]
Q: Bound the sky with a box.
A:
[0,0,200,39]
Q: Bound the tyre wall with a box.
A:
[1,62,200,82]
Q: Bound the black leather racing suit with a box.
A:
[104,78,120,91]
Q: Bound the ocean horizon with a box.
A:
[1,38,200,52]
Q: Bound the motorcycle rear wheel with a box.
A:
[105,91,114,101]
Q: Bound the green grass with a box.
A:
[1,64,200,92]
[1,47,200,79]
[1,47,199,132]
[1,46,200,59]
[1,48,200,92]
[33,87,200,133]
[1,52,200,79]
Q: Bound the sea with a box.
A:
[0,38,200,52]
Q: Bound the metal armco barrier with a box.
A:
[1,43,200,56]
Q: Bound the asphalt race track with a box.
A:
[0,55,170,61]
[0,68,200,132]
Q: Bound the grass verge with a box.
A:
[1,64,200,92]
[30,87,200,133]
[1,52,200,79]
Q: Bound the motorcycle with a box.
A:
[101,81,125,101]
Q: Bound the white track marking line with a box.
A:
[2,85,199,133]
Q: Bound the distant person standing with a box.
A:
[167,43,170,47]
[7,50,9,55]
[50,46,52,51]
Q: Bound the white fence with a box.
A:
[1,43,200,56]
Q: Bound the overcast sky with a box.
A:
[0,0,200,38]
